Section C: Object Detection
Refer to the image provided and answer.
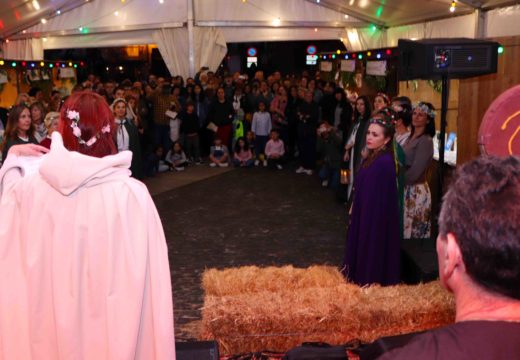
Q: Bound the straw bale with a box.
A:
[200,267,455,355]
[202,265,346,297]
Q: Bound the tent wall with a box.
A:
[42,30,158,50]
[221,27,346,43]
[1,39,44,60]
[485,5,520,38]
[387,14,476,47]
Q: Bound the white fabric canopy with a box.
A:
[387,14,476,47]
[486,5,520,38]
[194,27,228,72]
[342,28,387,52]
[1,39,44,60]
[152,27,228,79]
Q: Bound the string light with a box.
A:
[0,60,4,65]
[450,1,456,12]
[41,18,47,24]
[56,10,61,15]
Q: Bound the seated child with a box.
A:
[246,130,256,157]
[209,137,230,167]
[264,129,285,170]
[233,137,254,168]
[145,145,170,177]
[166,141,189,171]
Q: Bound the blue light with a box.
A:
[344,54,349,59]
[376,53,382,59]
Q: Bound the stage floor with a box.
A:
[151,166,347,340]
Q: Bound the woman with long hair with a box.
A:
[0,91,175,359]
[402,102,436,240]
[1,104,38,160]
[30,101,47,142]
[343,95,372,199]
[343,110,401,286]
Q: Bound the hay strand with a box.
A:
[200,266,455,355]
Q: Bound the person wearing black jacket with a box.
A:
[295,91,319,175]
[319,82,336,123]
[179,102,201,163]
[207,87,235,150]
[332,87,353,144]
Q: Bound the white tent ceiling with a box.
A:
[1,0,519,77]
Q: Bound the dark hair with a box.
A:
[172,141,183,153]
[439,156,520,300]
[355,95,372,122]
[392,96,412,128]
[370,108,397,142]
[28,87,42,97]
[411,101,436,138]
[234,136,249,153]
[2,104,35,146]
[30,101,46,122]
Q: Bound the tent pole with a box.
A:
[187,0,195,77]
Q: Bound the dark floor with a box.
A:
[152,166,347,340]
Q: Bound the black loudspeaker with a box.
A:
[176,341,219,360]
[398,38,500,80]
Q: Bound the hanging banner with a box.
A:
[366,60,387,76]
[341,60,356,72]
[320,61,333,72]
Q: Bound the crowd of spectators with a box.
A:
[0,68,435,249]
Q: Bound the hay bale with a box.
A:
[200,267,455,355]
[202,265,346,297]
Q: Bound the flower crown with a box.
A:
[376,92,390,105]
[67,109,111,147]
[370,107,396,128]
[413,102,436,119]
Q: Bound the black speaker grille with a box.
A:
[451,47,489,69]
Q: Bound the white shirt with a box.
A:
[115,119,130,152]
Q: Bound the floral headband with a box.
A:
[376,92,390,104]
[369,109,396,129]
[67,109,110,147]
[413,102,436,119]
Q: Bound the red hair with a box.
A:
[59,91,116,158]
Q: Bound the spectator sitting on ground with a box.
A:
[145,145,170,177]
[165,141,188,171]
[209,137,229,168]
[380,156,520,360]
[264,129,285,170]
[233,137,254,168]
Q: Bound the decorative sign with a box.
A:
[320,61,333,72]
[341,60,356,72]
[247,47,257,57]
[59,67,76,79]
[246,57,258,68]
[306,45,317,55]
[366,60,387,76]
[306,55,318,65]
[479,84,520,156]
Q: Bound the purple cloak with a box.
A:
[343,151,401,286]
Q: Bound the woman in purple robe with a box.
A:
[343,109,401,286]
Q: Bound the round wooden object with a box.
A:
[479,84,520,156]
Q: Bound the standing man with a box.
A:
[295,91,319,175]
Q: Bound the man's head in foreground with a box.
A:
[437,155,520,318]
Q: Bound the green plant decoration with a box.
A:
[427,80,443,94]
